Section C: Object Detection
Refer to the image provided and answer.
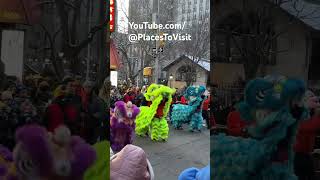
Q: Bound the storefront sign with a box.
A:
[0,0,40,24]
[110,0,115,32]
[1,30,24,80]
[110,39,121,70]
[111,71,118,86]
[0,10,23,22]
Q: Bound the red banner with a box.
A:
[110,39,122,70]
[110,0,115,32]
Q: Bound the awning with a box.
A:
[110,39,122,70]
[0,0,41,24]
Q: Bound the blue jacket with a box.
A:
[178,165,210,180]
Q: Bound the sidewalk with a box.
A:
[134,125,210,180]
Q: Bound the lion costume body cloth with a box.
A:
[135,84,175,141]
[171,86,206,131]
[211,75,309,180]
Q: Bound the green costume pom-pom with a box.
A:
[83,141,109,180]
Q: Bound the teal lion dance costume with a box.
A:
[211,75,309,180]
[135,84,176,141]
[171,85,206,131]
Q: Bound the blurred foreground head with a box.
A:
[111,144,151,180]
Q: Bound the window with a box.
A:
[215,13,277,64]
[176,65,196,82]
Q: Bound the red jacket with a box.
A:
[147,100,166,118]
[202,97,210,111]
[124,94,135,103]
[46,100,79,132]
[227,111,247,137]
[180,96,187,104]
[294,115,320,153]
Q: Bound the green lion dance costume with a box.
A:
[84,140,109,180]
[135,84,175,141]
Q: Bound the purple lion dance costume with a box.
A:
[110,101,140,152]
[0,125,96,180]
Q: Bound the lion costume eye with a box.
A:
[256,90,265,102]
[274,84,283,93]
[18,159,35,176]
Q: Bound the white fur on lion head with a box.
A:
[52,125,71,146]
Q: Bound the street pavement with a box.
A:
[134,124,210,180]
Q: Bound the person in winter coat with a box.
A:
[134,89,144,107]
[202,95,210,129]
[83,82,107,144]
[294,90,320,180]
[124,89,135,103]
[45,78,82,135]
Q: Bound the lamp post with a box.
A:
[58,52,64,58]
[169,74,173,88]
